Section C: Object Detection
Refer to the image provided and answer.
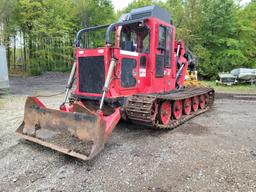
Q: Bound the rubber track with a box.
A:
[125,87,215,129]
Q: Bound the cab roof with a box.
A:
[120,5,172,24]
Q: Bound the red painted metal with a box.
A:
[74,17,188,99]
[17,12,197,161]
[103,108,121,139]
[192,96,199,112]
[70,17,190,155]
[183,98,191,115]
[30,96,46,108]
[199,95,206,109]
[159,101,171,125]
[172,100,182,120]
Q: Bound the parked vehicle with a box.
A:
[216,73,237,86]
[231,68,256,81]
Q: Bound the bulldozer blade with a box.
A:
[16,97,120,160]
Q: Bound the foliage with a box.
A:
[202,81,256,93]
[0,0,255,79]
[0,0,114,74]
[237,0,256,68]
[197,0,247,79]
[118,0,255,79]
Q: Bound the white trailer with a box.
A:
[0,45,9,89]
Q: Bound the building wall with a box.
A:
[0,45,9,89]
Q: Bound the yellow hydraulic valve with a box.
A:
[184,71,203,87]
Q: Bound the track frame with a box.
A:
[125,87,215,129]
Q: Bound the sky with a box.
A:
[240,0,251,5]
[112,0,252,11]
[112,0,134,11]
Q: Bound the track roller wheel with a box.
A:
[183,98,191,115]
[205,93,210,106]
[172,100,182,120]
[199,95,206,109]
[192,96,199,112]
[159,101,171,125]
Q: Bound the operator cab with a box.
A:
[74,5,183,101]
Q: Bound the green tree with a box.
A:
[1,0,255,78]
[0,0,17,68]
[0,0,114,74]
[237,0,256,68]
[74,0,114,27]
[195,0,247,78]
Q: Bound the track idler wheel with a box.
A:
[159,101,171,125]
[199,95,206,109]
[183,98,191,115]
[172,100,182,120]
[192,96,199,112]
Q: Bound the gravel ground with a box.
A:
[0,72,256,192]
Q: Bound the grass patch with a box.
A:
[201,81,256,93]
[53,67,71,73]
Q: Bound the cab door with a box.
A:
[164,27,174,92]
[118,23,151,94]
[118,51,139,96]
[154,25,166,93]
[156,25,174,92]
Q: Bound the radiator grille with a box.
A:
[78,56,105,94]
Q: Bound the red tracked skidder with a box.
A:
[16,5,214,160]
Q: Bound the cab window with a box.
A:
[158,25,166,49]
[158,25,172,68]
[120,23,150,53]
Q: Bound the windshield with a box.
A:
[77,22,150,51]
[119,23,150,53]
[79,27,107,49]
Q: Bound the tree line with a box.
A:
[0,0,255,78]
[0,0,114,75]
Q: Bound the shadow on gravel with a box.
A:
[18,139,100,167]
[116,116,210,137]
[173,122,209,135]
[0,89,9,95]
[115,120,169,137]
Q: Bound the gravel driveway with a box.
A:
[0,72,255,192]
